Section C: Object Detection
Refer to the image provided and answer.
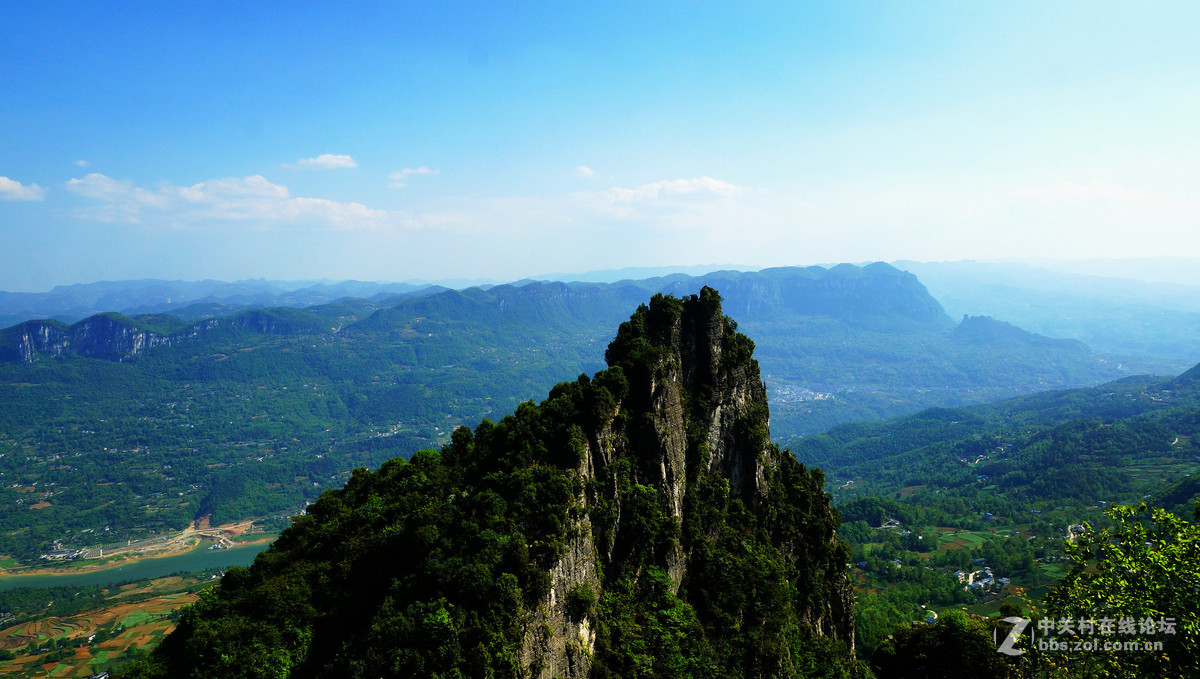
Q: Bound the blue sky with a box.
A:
[2,2,1198,290]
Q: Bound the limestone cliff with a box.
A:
[518,288,853,679]
[121,288,857,679]
[0,314,176,363]
[0,307,318,364]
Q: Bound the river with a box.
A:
[0,541,273,591]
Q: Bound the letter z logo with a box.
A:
[996,616,1030,656]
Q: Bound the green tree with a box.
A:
[869,610,1013,679]
[1043,503,1200,678]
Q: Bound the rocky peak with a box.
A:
[523,287,852,678]
[122,287,856,679]
[604,287,769,507]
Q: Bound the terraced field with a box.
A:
[0,577,208,678]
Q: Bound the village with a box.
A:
[30,518,259,570]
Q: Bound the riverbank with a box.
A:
[0,539,275,591]
[1,536,276,578]
[0,519,270,577]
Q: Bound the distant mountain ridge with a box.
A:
[0,263,946,333]
[0,306,353,364]
[0,262,1154,443]
[951,315,1088,353]
[0,278,441,330]
[1,264,950,365]
[893,260,1200,364]
[0,262,1178,563]
[786,358,1200,518]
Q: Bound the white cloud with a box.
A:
[601,176,745,203]
[65,173,392,229]
[574,166,597,179]
[75,160,88,168]
[0,176,48,201]
[388,166,439,188]
[573,176,749,220]
[287,154,358,170]
[407,176,759,246]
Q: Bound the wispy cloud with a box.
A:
[75,160,88,168]
[0,176,48,201]
[286,154,358,170]
[601,176,744,203]
[574,176,749,219]
[388,166,439,188]
[65,173,390,229]
[574,166,598,179]
[411,176,758,242]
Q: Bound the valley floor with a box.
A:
[0,575,218,678]
[1,519,267,578]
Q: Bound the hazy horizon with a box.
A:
[3,3,1198,290]
[5,256,1200,295]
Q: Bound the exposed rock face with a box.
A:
[519,288,854,678]
[69,314,176,360]
[7,320,70,363]
[121,287,855,679]
[0,315,176,363]
[0,314,173,363]
[0,308,293,364]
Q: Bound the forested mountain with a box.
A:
[0,278,452,330]
[894,259,1200,363]
[0,264,1167,561]
[788,363,1200,511]
[780,363,1200,673]
[119,289,859,679]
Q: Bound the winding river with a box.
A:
[0,541,272,591]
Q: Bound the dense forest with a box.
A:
[784,363,1200,664]
[119,289,860,678]
[0,277,1196,676]
[0,265,1167,561]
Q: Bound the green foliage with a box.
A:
[119,290,861,678]
[1043,503,1200,678]
[565,583,597,621]
[0,266,1159,560]
[0,584,108,623]
[870,610,1015,679]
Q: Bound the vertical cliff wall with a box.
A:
[122,287,856,679]
[519,288,853,678]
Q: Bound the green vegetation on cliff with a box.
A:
[0,265,1159,562]
[120,290,859,679]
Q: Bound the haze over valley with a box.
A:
[3,2,1199,677]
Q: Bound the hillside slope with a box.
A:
[0,264,1157,562]
[120,289,857,678]
[788,362,1200,509]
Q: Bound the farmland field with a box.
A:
[0,575,216,678]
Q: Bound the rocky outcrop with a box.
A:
[68,314,176,360]
[0,307,316,364]
[120,287,856,679]
[0,314,175,363]
[518,288,854,678]
[3,320,71,363]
